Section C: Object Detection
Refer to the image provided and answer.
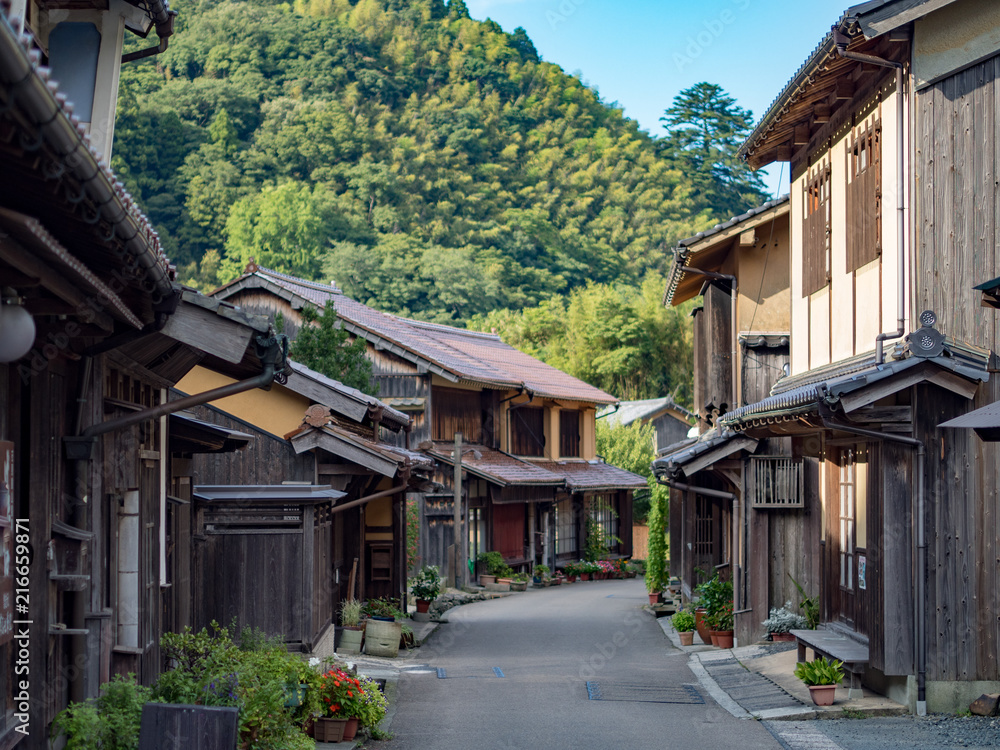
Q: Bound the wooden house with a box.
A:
[719,0,1000,714]
[170,359,432,654]
[0,5,302,745]
[651,197,809,647]
[212,266,647,580]
[599,397,694,455]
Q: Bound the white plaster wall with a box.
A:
[878,88,906,343]
[790,172,810,376]
[810,287,831,367]
[829,136,854,363]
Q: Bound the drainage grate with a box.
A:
[436,667,505,679]
[585,682,704,704]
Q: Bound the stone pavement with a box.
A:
[656,615,909,720]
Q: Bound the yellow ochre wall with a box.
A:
[175,366,310,437]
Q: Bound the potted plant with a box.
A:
[354,675,388,735]
[794,657,845,706]
[671,609,697,646]
[477,551,504,585]
[339,599,363,655]
[362,598,403,657]
[316,666,367,741]
[706,600,734,649]
[532,564,550,586]
[762,601,809,642]
[510,572,529,592]
[694,574,731,645]
[563,562,579,583]
[410,565,441,613]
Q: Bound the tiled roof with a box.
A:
[427,442,564,487]
[285,360,409,428]
[533,460,648,492]
[652,428,757,480]
[600,397,694,428]
[215,267,617,404]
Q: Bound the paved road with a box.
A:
[378,578,782,750]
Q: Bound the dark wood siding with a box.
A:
[846,117,882,272]
[492,503,526,560]
[432,387,481,443]
[691,307,708,433]
[510,407,544,456]
[913,52,1000,683]
[802,160,831,296]
[703,284,733,419]
[559,410,580,457]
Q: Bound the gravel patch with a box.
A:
[767,714,1000,749]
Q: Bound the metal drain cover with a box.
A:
[436,667,505,679]
[586,682,704,704]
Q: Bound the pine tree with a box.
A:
[289,305,376,395]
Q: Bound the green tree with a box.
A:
[596,419,670,523]
[659,82,767,220]
[289,305,376,394]
[645,489,668,593]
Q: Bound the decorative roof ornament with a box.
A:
[905,310,946,358]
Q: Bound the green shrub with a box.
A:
[671,610,696,632]
[477,551,507,576]
[794,657,845,686]
[355,675,388,729]
[410,565,441,600]
[645,491,668,594]
[51,674,154,750]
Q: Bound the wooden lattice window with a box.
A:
[846,118,881,272]
[747,456,805,509]
[510,406,544,456]
[559,410,580,457]
[802,160,831,296]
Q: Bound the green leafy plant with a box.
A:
[696,574,733,622]
[794,657,845,687]
[583,501,621,561]
[645,489,668,595]
[290,304,375,395]
[511,572,530,583]
[477,551,507,577]
[705,601,734,631]
[340,599,362,628]
[354,675,388,729]
[409,565,441,601]
[671,610,696,632]
[789,574,820,629]
[51,674,154,750]
[317,667,365,719]
[362,597,404,620]
[406,498,420,573]
[532,564,550,580]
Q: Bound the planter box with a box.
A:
[509,581,527,591]
[364,618,402,658]
[314,718,347,742]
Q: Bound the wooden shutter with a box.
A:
[510,407,544,456]
[846,119,882,272]
[559,410,580,457]
[801,162,831,296]
[432,387,482,443]
[492,503,525,560]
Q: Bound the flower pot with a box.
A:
[566,575,577,583]
[415,599,431,614]
[580,573,591,581]
[364,618,402,658]
[712,630,734,649]
[694,608,712,644]
[510,580,527,591]
[283,683,308,707]
[343,717,360,741]
[770,632,796,642]
[314,718,347,742]
[497,577,513,586]
[679,630,695,646]
[480,574,496,585]
[648,592,662,605]
[338,626,363,655]
[809,684,837,706]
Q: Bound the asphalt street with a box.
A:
[377,577,783,750]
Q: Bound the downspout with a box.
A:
[682,267,739,410]
[659,479,737,502]
[821,416,926,715]
[833,29,906,365]
[121,3,176,63]
[328,483,408,516]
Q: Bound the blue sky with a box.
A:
[465,0,849,198]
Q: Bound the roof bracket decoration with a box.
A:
[905,311,946,359]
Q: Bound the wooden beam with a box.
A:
[0,235,114,332]
[813,105,831,123]
[775,144,792,161]
[318,463,375,476]
[794,124,811,146]
[850,406,913,423]
[828,79,854,107]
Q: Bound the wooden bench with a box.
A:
[790,627,869,699]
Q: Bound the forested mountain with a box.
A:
[114,0,766,330]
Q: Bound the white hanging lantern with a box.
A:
[0,300,36,362]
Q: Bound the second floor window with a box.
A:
[802,159,831,296]
[432,387,481,443]
[510,406,544,456]
[559,410,581,457]
[846,118,882,272]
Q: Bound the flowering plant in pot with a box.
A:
[794,657,845,706]
[671,609,697,646]
[762,601,808,642]
[705,601,735,648]
[316,667,366,740]
[532,563,550,586]
[354,675,388,732]
[410,566,441,612]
